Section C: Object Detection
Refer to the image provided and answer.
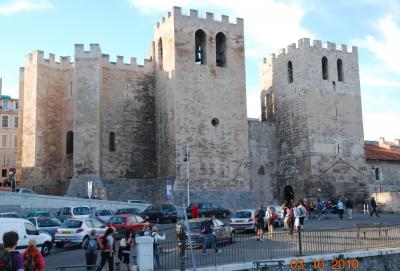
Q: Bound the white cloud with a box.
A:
[0,0,53,15]
[363,112,400,140]
[130,0,313,57]
[355,15,400,75]
[360,72,400,88]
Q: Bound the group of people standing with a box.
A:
[0,231,45,271]
[255,206,279,240]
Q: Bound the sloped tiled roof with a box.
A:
[365,144,400,162]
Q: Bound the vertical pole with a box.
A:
[183,205,196,271]
[186,144,190,207]
[298,227,302,256]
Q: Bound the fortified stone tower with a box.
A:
[152,7,251,206]
[260,38,368,202]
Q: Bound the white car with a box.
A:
[15,188,35,194]
[229,209,257,232]
[0,218,53,256]
[54,218,106,248]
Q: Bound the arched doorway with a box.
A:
[283,185,295,205]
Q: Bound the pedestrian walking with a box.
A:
[288,207,295,235]
[151,226,165,268]
[267,207,277,238]
[22,240,45,271]
[299,201,307,227]
[370,197,380,217]
[294,203,301,232]
[96,227,115,271]
[255,206,265,241]
[176,220,187,259]
[82,229,98,270]
[345,198,353,220]
[201,216,221,255]
[337,199,344,219]
[191,204,199,219]
[119,231,133,271]
[0,231,24,271]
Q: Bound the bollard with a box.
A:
[136,236,154,271]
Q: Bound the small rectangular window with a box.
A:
[2,115,8,128]
[1,169,6,177]
[13,135,17,148]
[15,101,19,110]
[3,155,7,166]
[14,116,18,128]
[2,101,8,110]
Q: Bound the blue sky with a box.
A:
[0,0,399,141]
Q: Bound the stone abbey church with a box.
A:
[17,7,368,207]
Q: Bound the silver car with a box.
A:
[229,209,257,232]
[91,209,114,223]
[28,216,61,238]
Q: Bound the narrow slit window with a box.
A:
[158,38,163,71]
[337,59,343,81]
[375,168,380,181]
[66,131,73,154]
[288,61,293,83]
[109,132,115,152]
[216,32,226,67]
[195,29,206,64]
[322,57,328,80]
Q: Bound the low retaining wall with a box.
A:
[373,192,400,213]
[183,248,400,271]
[0,192,134,215]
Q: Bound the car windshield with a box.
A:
[232,211,252,218]
[2,213,19,218]
[98,210,112,216]
[37,218,60,227]
[61,220,82,228]
[73,207,90,215]
[109,217,126,224]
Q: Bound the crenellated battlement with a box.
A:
[25,50,73,68]
[101,54,153,72]
[75,44,101,58]
[270,38,358,60]
[155,6,243,30]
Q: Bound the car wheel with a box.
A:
[56,242,65,248]
[41,241,52,256]
[230,232,235,244]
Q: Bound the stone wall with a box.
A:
[372,192,400,213]
[367,160,400,192]
[248,119,278,204]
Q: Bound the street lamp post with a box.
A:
[183,144,190,207]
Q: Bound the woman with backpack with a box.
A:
[23,240,45,271]
[118,231,133,271]
[255,205,265,241]
[96,227,115,271]
[82,229,99,270]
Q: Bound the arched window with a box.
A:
[287,61,293,83]
[158,38,163,71]
[375,168,380,181]
[109,132,115,152]
[337,59,343,81]
[195,29,206,64]
[322,57,328,80]
[66,131,73,154]
[215,32,226,67]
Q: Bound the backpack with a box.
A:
[176,223,186,239]
[86,238,98,254]
[270,212,278,220]
[0,249,13,271]
[24,253,39,271]
[298,207,304,216]
[98,235,107,251]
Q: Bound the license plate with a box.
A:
[62,231,72,234]
[236,220,244,223]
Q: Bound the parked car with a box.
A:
[0,212,20,218]
[115,208,142,216]
[15,188,35,194]
[28,216,61,238]
[142,204,177,223]
[55,206,90,222]
[0,218,53,256]
[91,209,114,223]
[175,205,185,219]
[54,218,106,248]
[187,203,230,219]
[179,218,235,247]
[26,210,54,218]
[127,200,151,212]
[106,214,149,239]
[228,209,257,232]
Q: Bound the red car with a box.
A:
[106,214,149,238]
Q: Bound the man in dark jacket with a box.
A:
[370,197,379,217]
[201,216,220,255]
